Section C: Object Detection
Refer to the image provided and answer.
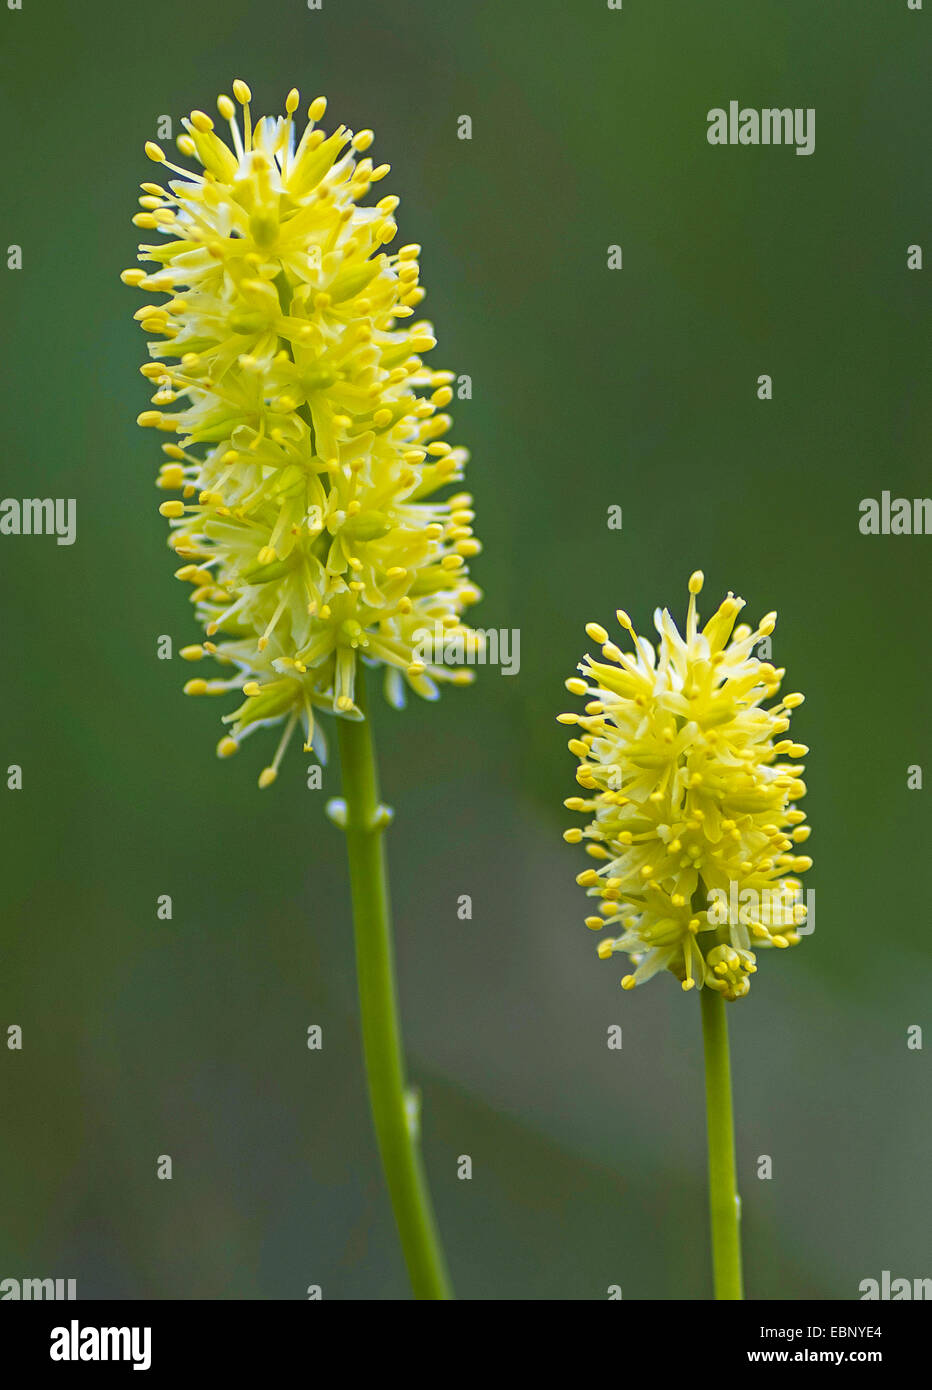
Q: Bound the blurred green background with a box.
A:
[2,0,929,1299]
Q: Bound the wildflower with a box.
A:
[560,572,811,1000]
[124,82,482,785]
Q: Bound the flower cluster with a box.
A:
[559,572,811,1000]
[125,82,482,786]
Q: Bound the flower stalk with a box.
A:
[699,984,743,1300]
[331,673,452,1300]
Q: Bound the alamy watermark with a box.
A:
[859,1271,931,1300]
[859,492,931,535]
[707,102,815,157]
[50,1320,152,1371]
[412,622,520,676]
[707,881,814,936]
[1,1275,77,1300]
[0,497,76,545]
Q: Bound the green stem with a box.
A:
[334,674,452,1300]
[699,986,744,1300]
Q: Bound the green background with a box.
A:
[1,0,929,1299]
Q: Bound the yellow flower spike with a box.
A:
[561,573,811,1002]
[127,80,482,785]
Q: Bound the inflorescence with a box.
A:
[559,572,811,1000]
[125,82,482,786]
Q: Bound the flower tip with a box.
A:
[232,79,251,105]
[216,737,239,759]
[258,767,277,789]
[688,569,704,594]
[585,622,608,644]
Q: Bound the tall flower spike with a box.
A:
[125,83,482,786]
[560,572,811,1000]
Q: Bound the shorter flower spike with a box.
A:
[560,572,812,1001]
